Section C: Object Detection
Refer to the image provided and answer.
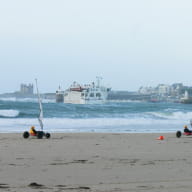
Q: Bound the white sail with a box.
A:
[35,79,43,131]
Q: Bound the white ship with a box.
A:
[64,77,111,104]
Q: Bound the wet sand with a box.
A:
[0,132,192,192]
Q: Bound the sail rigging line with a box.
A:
[35,79,44,131]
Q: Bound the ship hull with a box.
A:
[64,91,108,104]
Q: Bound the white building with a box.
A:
[157,84,171,96]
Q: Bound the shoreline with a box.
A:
[0,130,178,134]
[0,132,192,192]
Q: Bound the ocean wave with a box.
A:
[0,97,55,103]
[0,101,191,133]
[0,110,20,118]
[146,111,192,120]
[0,97,18,102]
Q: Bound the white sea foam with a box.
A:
[0,97,37,102]
[0,97,18,102]
[0,97,55,103]
[0,116,186,133]
[147,111,192,120]
[0,110,19,117]
[171,112,192,120]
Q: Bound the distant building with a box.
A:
[157,84,171,96]
[138,86,156,95]
[170,83,183,97]
[20,84,33,95]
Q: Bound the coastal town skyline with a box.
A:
[2,81,192,95]
[1,81,192,104]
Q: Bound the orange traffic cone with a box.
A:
[156,136,164,140]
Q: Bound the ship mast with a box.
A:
[96,76,102,88]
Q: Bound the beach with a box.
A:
[0,132,192,192]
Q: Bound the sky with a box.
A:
[0,0,192,93]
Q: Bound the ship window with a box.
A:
[96,93,101,97]
[81,93,84,96]
[90,93,94,97]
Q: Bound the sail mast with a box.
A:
[35,79,44,131]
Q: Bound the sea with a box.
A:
[0,97,191,133]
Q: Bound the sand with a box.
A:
[0,132,192,192]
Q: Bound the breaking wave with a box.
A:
[0,116,187,133]
[146,111,192,120]
[0,110,20,118]
[0,97,55,103]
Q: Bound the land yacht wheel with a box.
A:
[176,131,182,138]
[45,132,51,139]
[23,131,30,139]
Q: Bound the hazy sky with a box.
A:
[0,0,192,93]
